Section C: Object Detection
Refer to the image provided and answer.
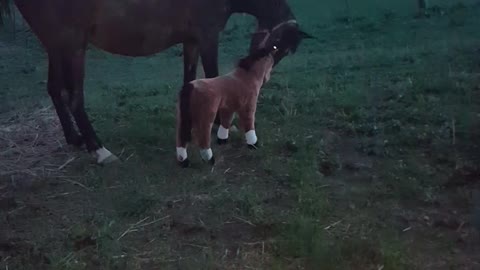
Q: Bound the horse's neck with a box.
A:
[229,0,294,29]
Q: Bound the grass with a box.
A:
[1,1,480,269]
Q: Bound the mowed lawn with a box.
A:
[1,2,480,270]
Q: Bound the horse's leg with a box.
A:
[199,38,222,127]
[216,109,234,145]
[46,53,84,147]
[200,38,219,79]
[63,48,118,164]
[183,42,200,83]
[238,107,258,149]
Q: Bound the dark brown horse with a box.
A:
[2,0,312,164]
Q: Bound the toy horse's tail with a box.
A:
[178,82,193,145]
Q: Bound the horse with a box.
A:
[175,44,278,167]
[1,0,313,164]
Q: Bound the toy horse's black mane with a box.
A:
[237,46,277,71]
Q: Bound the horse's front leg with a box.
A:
[46,52,84,148]
[64,47,118,164]
[238,106,258,149]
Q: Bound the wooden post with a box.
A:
[12,2,15,40]
[417,0,429,17]
[0,0,11,26]
[344,0,351,21]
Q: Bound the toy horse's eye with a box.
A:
[273,46,278,50]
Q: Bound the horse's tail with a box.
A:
[178,82,194,145]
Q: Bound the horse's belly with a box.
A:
[88,23,182,56]
[88,0,191,57]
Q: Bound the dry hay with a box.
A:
[0,106,78,182]
[0,40,29,55]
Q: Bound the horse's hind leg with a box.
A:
[46,54,83,147]
[216,109,234,145]
[63,48,118,164]
[183,42,199,83]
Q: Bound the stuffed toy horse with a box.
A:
[175,44,279,167]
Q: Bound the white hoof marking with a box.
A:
[101,154,119,164]
[217,125,229,140]
[245,130,257,145]
[176,147,188,162]
[200,148,213,161]
[96,147,117,164]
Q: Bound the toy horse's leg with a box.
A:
[197,124,215,165]
[175,119,189,168]
[176,144,189,168]
[238,107,258,149]
[195,115,216,165]
[216,109,234,145]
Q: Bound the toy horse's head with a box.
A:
[238,44,279,84]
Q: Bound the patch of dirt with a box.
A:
[0,41,27,55]
[0,237,50,269]
[0,106,102,269]
[316,130,377,182]
[0,106,80,182]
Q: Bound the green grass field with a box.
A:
[1,1,480,269]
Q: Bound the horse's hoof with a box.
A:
[178,158,190,168]
[98,154,119,164]
[247,142,259,150]
[217,138,228,145]
[95,147,119,164]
